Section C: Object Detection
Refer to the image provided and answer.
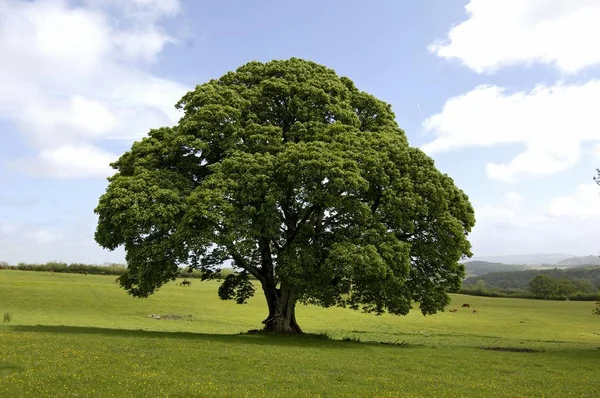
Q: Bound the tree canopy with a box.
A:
[529,274,558,299]
[94,58,476,333]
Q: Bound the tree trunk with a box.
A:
[261,281,303,334]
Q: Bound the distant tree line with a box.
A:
[461,267,600,301]
[0,261,239,280]
[0,261,127,275]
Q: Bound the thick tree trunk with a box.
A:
[261,281,303,334]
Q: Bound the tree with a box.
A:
[94,58,476,333]
[529,275,558,298]
[571,278,596,295]
[474,280,487,294]
[556,279,577,299]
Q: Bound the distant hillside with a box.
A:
[463,261,526,276]
[555,255,600,266]
[463,266,600,291]
[570,264,600,270]
[465,253,575,265]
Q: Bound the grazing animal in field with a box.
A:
[449,309,458,313]
[462,303,470,308]
[180,280,192,287]
[115,277,120,284]
[3,313,11,323]
[472,309,477,314]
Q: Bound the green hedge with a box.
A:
[459,287,599,301]
[0,262,238,279]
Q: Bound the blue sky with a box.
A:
[1,0,600,264]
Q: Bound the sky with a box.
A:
[1,0,600,264]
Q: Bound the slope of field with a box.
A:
[1,271,599,397]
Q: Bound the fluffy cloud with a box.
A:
[0,0,188,178]
[473,192,545,228]
[548,183,600,219]
[421,80,600,182]
[467,189,600,255]
[429,0,600,74]
[11,145,118,179]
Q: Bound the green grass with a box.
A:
[1,271,599,397]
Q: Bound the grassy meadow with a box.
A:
[1,270,599,397]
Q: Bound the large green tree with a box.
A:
[529,274,558,299]
[95,58,476,333]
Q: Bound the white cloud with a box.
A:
[84,0,181,21]
[503,191,523,206]
[0,0,188,178]
[421,80,600,182]
[468,190,600,256]
[429,0,600,74]
[474,192,543,228]
[548,183,600,219]
[12,145,118,179]
[476,204,518,227]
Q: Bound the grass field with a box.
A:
[1,271,599,397]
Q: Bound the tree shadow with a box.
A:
[6,324,412,350]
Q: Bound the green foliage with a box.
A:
[473,280,487,293]
[463,261,526,276]
[570,278,597,294]
[94,58,475,328]
[556,279,578,298]
[463,266,600,293]
[460,288,599,301]
[217,272,256,304]
[6,262,127,275]
[0,262,237,280]
[525,275,598,300]
[529,275,558,298]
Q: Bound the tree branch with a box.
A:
[370,187,383,214]
[224,242,263,282]
[282,205,317,251]
[259,237,274,274]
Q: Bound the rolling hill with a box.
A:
[464,253,575,265]
[555,255,600,266]
[463,261,526,276]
